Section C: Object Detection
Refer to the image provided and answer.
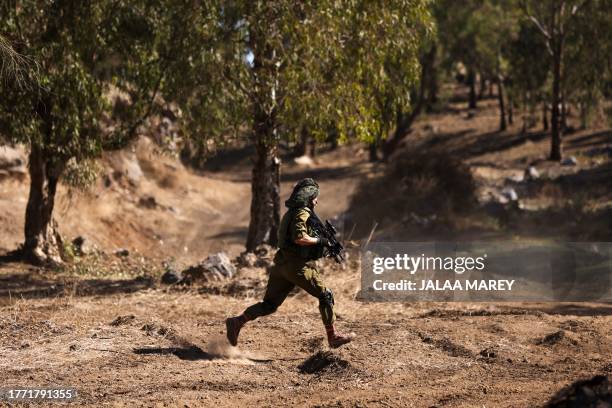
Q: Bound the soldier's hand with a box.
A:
[317,237,331,247]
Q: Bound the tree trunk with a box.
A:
[550,41,563,160]
[425,44,438,113]
[328,125,339,150]
[246,36,281,251]
[247,135,280,251]
[23,144,65,265]
[543,102,549,131]
[508,94,514,125]
[309,135,316,158]
[368,139,379,162]
[497,77,507,131]
[381,44,434,161]
[467,68,477,109]
[294,126,308,156]
[561,96,568,131]
[580,101,588,129]
[478,75,486,100]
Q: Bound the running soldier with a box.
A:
[226,178,354,348]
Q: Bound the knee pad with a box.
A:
[318,289,334,308]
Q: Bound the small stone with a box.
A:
[525,166,539,180]
[138,195,157,209]
[72,236,94,256]
[294,155,314,167]
[561,156,577,166]
[161,269,185,285]
[237,252,258,268]
[110,315,136,326]
[501,187,518,201]
[114,248,130,257]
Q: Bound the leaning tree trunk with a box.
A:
[23,144,65,265]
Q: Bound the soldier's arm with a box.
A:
[292,209,319,246]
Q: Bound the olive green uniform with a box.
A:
[244,207,335,326]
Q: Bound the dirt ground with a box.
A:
[0,89,610,407]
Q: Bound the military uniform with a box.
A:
[226,177,353,349]
[244,206,335,326]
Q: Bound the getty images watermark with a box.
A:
[360,242,612,302]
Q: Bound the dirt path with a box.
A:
[1,274,609,407]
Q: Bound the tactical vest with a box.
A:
[278,207,324,261]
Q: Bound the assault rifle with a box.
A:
[308,213,345,264]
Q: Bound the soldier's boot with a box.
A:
[325,325,355,349]
[226,314,250,346]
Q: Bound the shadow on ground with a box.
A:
[134,346,216,361]
[0,260,155,301]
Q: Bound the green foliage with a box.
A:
[507,21,550,94]
[173,0,433,147]
[62,158,101,190]
[563,0,612,122]
[0,1,179,164]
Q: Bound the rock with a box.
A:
[254,244,274,258]
[525,166,540,180]
[501,187,518,202]
[294,155,314,167]
[110,315,136,326]
[114,248,130,257]
[237,252,258,268]
[479,347,497,358]
[109,152,143,186]
[182,252,236,282]
[124,155,143,185]
[506,173,524,183]
[561,156,578,166]
[544,375,611,408]
[423,123,439,133]
[254,244,275,268]
[537,330,578,347]
[160,269,187,285]
[72,236,94,256]
[138,195,157,209]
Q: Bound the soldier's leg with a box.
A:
[284,264,335,326]
[285,263,354,348]
[226,264,294,346]
[243,267,294,319]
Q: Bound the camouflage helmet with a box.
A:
[285,178,319,208]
